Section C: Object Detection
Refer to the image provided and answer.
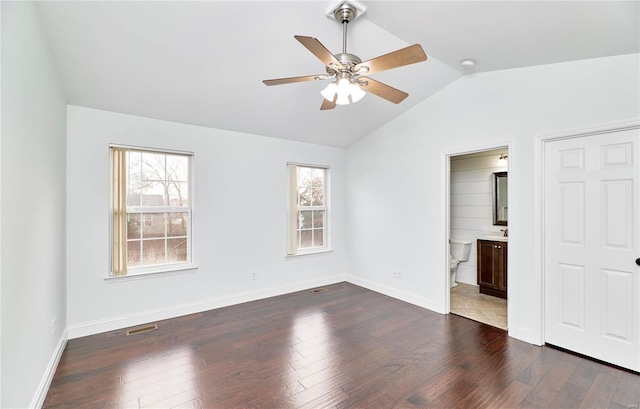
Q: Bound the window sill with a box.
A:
[105,264,198,282]
[285,248,333,258]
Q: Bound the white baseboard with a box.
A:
[30,329,68,409]
[68,275,346,339]
[345,275,444,314]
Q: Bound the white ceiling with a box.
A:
[36,1,639,148]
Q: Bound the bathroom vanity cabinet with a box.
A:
[477,239,507,299]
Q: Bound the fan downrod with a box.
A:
[331,3,360,68]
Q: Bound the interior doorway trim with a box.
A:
[443,142,512,327]
[534,118,640,346]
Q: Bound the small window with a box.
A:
[110,146,193,276]
[287,164,329,255]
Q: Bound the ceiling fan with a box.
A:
[263,2,428,110]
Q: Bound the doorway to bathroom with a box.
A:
[448,147,509,330]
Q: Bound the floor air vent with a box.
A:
[126,324,158,336]
[310,288,328,293]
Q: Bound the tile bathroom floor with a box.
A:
[450,282,507,330]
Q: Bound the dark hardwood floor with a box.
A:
[44,282,639,408]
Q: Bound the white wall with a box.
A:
[450,150,507,285]
[1,2,68,408]
[66,106,348,336]
[346,54,640,344]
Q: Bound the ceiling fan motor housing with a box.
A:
[336,53,361,66]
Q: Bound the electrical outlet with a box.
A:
[251,270,257,280]
[52,315,58,335]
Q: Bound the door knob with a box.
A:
[636,258,640,266]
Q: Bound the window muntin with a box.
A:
[111,146,193,276]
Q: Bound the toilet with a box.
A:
[449,238,472,288]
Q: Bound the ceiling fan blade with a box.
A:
[361,78,408,104]
[320,96,336,110]
[263,75,325,86]
[295,35,344,68]
[355,44,427,75]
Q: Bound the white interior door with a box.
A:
[544,128,640,371]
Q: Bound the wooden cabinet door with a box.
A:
[498,242,507,293]
[477,239,507,299]
[478,240,498,289]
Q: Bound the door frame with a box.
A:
[443,142,512,323]
[534,118,640,346]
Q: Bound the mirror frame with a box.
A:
[493,171,508,226]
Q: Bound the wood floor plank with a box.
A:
[611,371,640,408]
[566,358,603,390]
[487,378,534,408]
[520,358,578,407]
[517,359,554,387]
[547,382,588,408]
[456,338,542,408]
[42,282,640,409]
[579,371,621,409]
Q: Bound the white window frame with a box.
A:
[286,163,331,256]
[109,144,196,278]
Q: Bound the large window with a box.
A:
[110,146,193,276]
[287,164,329,255]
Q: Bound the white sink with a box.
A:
[478,235,508,242]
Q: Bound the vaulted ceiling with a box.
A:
[36,1,639,147]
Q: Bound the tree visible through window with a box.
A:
[111,146,193,276]
[287,164,328,255]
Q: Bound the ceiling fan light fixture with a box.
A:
[322,78,366,105]
[335,78,352,105]
[335,92,351,105]
[349,82,366,103]
[336,77,351,93]
[320,82,338,100]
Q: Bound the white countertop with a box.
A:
[478,235,508,242]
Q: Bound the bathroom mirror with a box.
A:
[493,171,508,226]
